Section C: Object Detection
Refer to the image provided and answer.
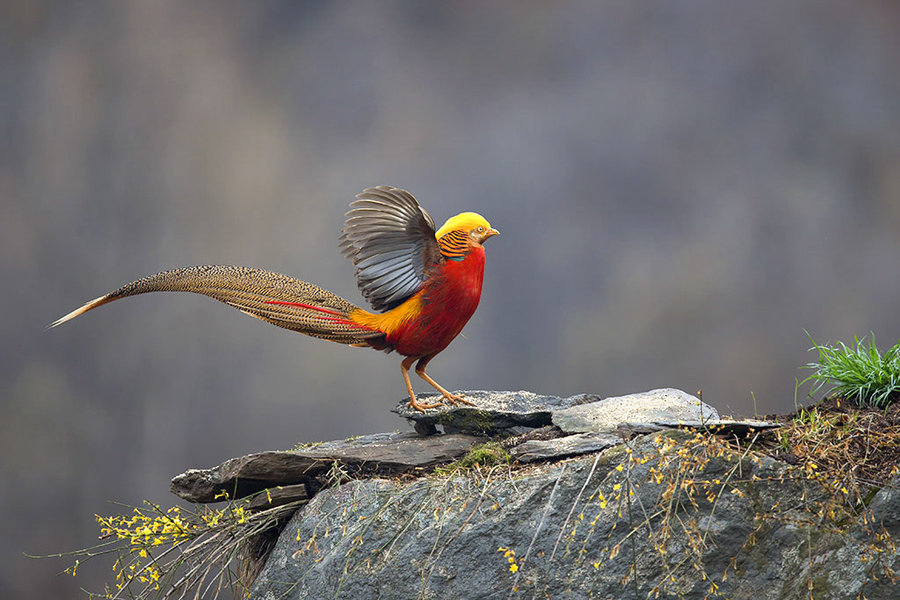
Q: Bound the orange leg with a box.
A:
[415,355,475,406]
[401,356,441,412]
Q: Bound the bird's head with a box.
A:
[435,212,499,247]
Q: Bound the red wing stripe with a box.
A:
[264,300,378,331]
[265,300,345,317]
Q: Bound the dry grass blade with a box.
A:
[46,497,304,600]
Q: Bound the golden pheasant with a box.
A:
[50,186,498,412]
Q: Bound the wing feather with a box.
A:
[339,186,442,312]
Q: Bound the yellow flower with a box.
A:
[509,563,519,573]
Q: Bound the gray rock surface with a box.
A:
[393,390,598,434]
[868,475,900,529]
[553,388,719,434]
[248,430,899,600]
[510,432,622,463]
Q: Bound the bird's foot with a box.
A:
[441,392,476,407]
[407,396,442,413]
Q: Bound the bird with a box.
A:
[49,186,499,412]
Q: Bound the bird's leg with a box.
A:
[401,356,441,412]
[415,356,475,406]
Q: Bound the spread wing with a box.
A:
[339,186,443,312]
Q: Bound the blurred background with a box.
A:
[3,1,899,597]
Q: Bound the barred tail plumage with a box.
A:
[48,265,383,345]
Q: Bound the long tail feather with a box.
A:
[48,265,383,345]
[49,295,117,328]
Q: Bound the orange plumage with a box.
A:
[50,186,498,411]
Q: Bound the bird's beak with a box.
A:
[484,227,500,239]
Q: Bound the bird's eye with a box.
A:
[476,226,484,233]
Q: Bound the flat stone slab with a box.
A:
[246,484,310,511]
[510,432,622,463]
[393,390,599,434]
[298,432,483,473]
[171,432,482,503]
[553,388,719,434]
[171,451,326,503]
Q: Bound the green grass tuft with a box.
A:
[434,442,510,476]
[802,333,900,408]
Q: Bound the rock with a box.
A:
[553,388,719,434]
[503,424,567,445]
[510,432,622,463]
[248,429,898,600]
[867,475,900,532]
[393,390,598,434]
[171,432,483,503]
[413,419,439,436]
[246,484,310,511]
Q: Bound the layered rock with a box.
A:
[172,389,895,600]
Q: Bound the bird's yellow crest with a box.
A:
[435,212,493,240]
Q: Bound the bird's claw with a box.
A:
[441,392,475,406]
[407,392,474,413]
[407,398,442,413]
